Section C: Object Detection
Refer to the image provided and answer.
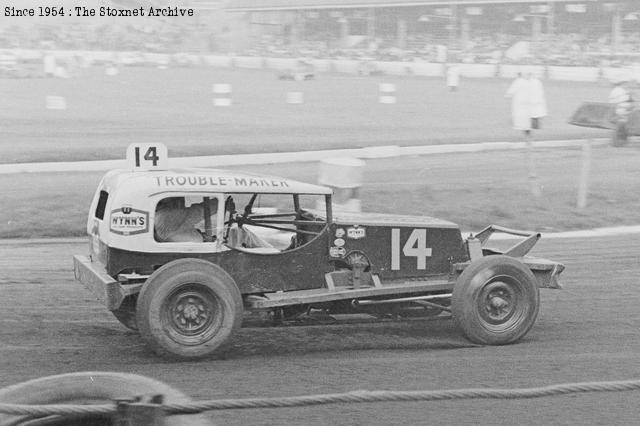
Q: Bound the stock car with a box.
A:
[277,59,315,81]
[73,144,564,360]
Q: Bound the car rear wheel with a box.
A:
[137,259,243,360]
[452,255,539,345]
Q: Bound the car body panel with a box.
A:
[76,156,563,315]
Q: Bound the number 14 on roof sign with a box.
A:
[126,143,169,171]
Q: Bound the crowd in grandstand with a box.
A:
[0,23,205,52]
[241,32,640,67]
[1,21,639,67]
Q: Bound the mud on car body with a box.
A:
[74,143,564,360]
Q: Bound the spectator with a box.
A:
[608,77,634,146]
[505,70,547,137]
[506,69,547,197]
[446,63,460,91]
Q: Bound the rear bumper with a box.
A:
[523,256,564,289]
[73,255,124,310]
[454,256,564,289]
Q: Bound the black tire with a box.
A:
[0,371,212,425]
[137,259,243,360]
[452,255,539,345]
[111,295,138,331]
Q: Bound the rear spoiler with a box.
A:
[474,225,540,258]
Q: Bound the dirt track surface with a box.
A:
[1,237,639,425]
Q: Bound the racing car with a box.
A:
[277,59,315,81]
[73,143,564,360]
[570,101,640,147]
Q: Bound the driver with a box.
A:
[223,196,276,249]
[226,223,275,249]
[155,197,218,242]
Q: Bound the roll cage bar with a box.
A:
[220,193,333,244]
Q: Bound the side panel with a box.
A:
[216,231,332,293]
[331,224,469,280]
[105,228,332,294]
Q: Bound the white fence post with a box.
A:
[526,135,541,198]
[577,139,592,209]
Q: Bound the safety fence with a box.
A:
[5,48,640,82]
[1,379,640,421]
[0,138,610,175]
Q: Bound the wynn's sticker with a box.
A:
[329,246,346,257]
[110,208,149,236]
[335,228,345,238]
[347,226,366,239]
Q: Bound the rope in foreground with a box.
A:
[2,379,640,418]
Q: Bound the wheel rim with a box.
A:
[162,284,224,346]
[476,275,527,333]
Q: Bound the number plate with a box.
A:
[126,143,168,171]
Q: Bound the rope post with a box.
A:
[577,139,592,210]
[525,133,541,198]
[113,395,165,426]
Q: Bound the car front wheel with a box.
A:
[137,259,243,360]
[452,255,539,345]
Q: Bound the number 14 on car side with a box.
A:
[391,228,433,270]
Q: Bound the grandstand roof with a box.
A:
[226,0,593,12]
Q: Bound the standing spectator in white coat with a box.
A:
[446,63,460,92]
[608,78,633,146]
[506,70,547,197]
[506,70,547,137]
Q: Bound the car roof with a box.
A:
[102,167,333,196]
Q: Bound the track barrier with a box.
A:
[0,138,610,175]
[2,378,640,423]
[212,83,232,107]
[7,48,640,82]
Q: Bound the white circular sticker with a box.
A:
[334,238,345,247]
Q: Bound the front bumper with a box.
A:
[73,255,125,310]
